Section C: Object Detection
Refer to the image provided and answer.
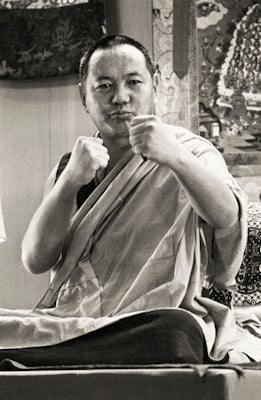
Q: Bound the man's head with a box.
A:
[78,35,157,146]
[79,35,155,87]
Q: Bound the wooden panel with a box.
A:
[0,76,94,309]
[0,368,260,400]
[0,79,50,309]
[47,76,96,170]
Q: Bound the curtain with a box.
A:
[0,0,105,79]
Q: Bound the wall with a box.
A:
[0,76,96,308]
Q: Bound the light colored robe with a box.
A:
[1,131,261,362]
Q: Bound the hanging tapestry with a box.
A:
[197,0,261,153]
[0,1,93,9]
[0,0,105,79]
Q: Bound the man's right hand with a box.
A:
[64,136,110,186]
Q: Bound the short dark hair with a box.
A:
[79,34,155,84]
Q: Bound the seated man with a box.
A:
[2,35,260,367]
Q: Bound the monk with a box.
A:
[6,34,258,367]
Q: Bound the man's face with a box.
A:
[83,44,156,146]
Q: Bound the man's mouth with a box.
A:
[109,111,133,120]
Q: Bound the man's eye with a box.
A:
[96,83,112,91]
[128,80,142,86]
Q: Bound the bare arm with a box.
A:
[129,115,238,230]
[21,136,109,274]
[21,167,78,274]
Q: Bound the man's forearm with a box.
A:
[21,174,79,274]
[129,117,239,229]
[167,148,239,229]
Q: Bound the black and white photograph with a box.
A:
[0,0,261,398]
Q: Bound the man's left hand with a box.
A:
[129,115,181,166]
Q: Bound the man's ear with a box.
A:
[78,82,88,110]
[152,74,158,114]
[153,71,159,93]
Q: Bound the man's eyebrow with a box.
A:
[127,72,143,77]
[95,75,112,81]
[95,72,143,81]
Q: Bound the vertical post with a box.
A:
[172,0,191,79]
[104,0,153,56]
[172,0,198,131]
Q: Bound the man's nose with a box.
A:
[112,84,130,104]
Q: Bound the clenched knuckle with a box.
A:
[77,136,86,145]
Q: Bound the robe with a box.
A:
[1,130,261,363]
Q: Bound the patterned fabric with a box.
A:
[0,0,92,9]
[206,202,261,308]
[234,202,261,306]
[208,286,233,309]
[0,0,104,79]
